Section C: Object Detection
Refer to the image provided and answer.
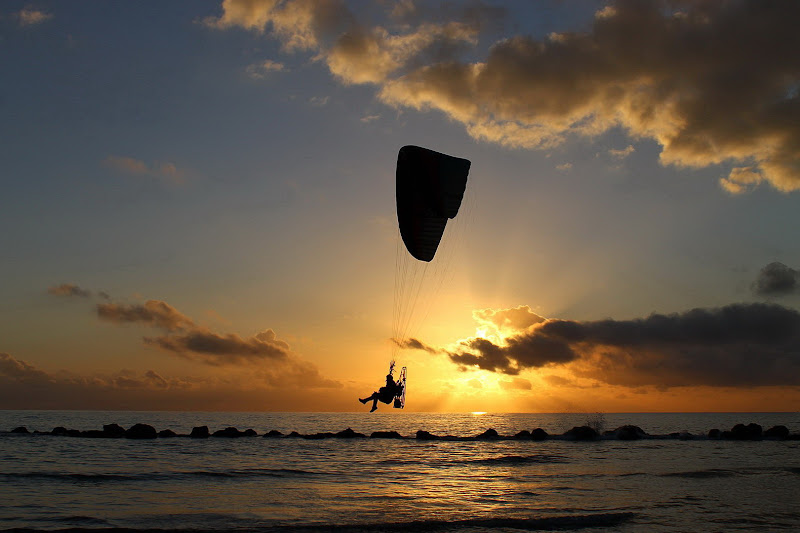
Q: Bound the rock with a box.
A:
[678,431,694,440]
[726,423,762,440]
[415,430,439,440]
[66,429,81,437]
[51,426,68,436]
[213,427,244,438]
[514,430,531,439]
[11,426,29,434]
[263,430,284,438]
[287,431,302,438]
[103,424,126,438]
[335,428,365,438]
[158,429,177,438]
[242,428,257,437]
[764,425,789,439]
[708,429,721,439]
[303,432,335,439]
[190,426,209,439]
[125,423,157,439]
[531,428,549,441]
[476,428,499,440]
[564,426,599,441]
[614,425,647,440]
[370,431,403,439]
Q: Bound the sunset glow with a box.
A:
[2,0,800,413]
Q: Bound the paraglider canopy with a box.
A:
[396,145,471,262]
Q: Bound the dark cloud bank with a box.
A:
[433,303,800,388]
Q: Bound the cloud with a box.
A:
[609,145,635,159]
[393,337,440,353]
[381,2,800,193]
[16,7,52,26]
[445,303,800,388]
[472,305,546,337]
[92,296,331,388]
[0,353,342,411]
[48,283,92,298]
[209,0,800,193]
[144,328,290,366]
[103,156,185,184]
[556,162,573,172]
[246,59,286,78]
[309,95,329,106]
[97,300,195,331]
[753,262,799,296]
[360,114,381,123]
[0,353,51,383]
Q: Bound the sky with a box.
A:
[1,0,799,413]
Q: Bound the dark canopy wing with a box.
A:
[396,145,471,262]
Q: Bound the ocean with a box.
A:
[1,411,799,532]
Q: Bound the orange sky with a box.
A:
[2,1,800,412]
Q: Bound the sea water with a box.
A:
[1,411,799,531]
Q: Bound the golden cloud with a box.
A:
[209,0,800,193]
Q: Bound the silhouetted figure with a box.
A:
[360,373,402,412]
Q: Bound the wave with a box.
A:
[466,454,569,466]
[5,513,636,532]
[660,469,738,479]
[0,468,318,482]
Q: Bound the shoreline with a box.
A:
[5,421,798,441]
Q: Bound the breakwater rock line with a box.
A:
[4,422,799,441]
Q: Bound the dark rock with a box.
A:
[415,430,439,440]
[103,423,126,438]
[514,430,531,439]
[764,425,790,439]
[242,428,257,437]
[476,428,499,440]
[263,430,283,438]
[158,429,177,438]
[727,423,762,440]
[678,431,694,440]
[614,425,647,440]
[303,432,335,439]
[708,429,721,439]
[190,426,209,439]
[213,427,244,438]
[11,426,29,434]
[335,428,365,438]
[125,423,157,439]
[564,426,599,441]
[51,426,68,436]
[287,431,302,438]
[66,429,81,437]
[531,428,549,441]
[370,431,403,439]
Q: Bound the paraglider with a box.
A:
[359,145,471,412]
[396,145,471,262]
[359,361,406,412]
